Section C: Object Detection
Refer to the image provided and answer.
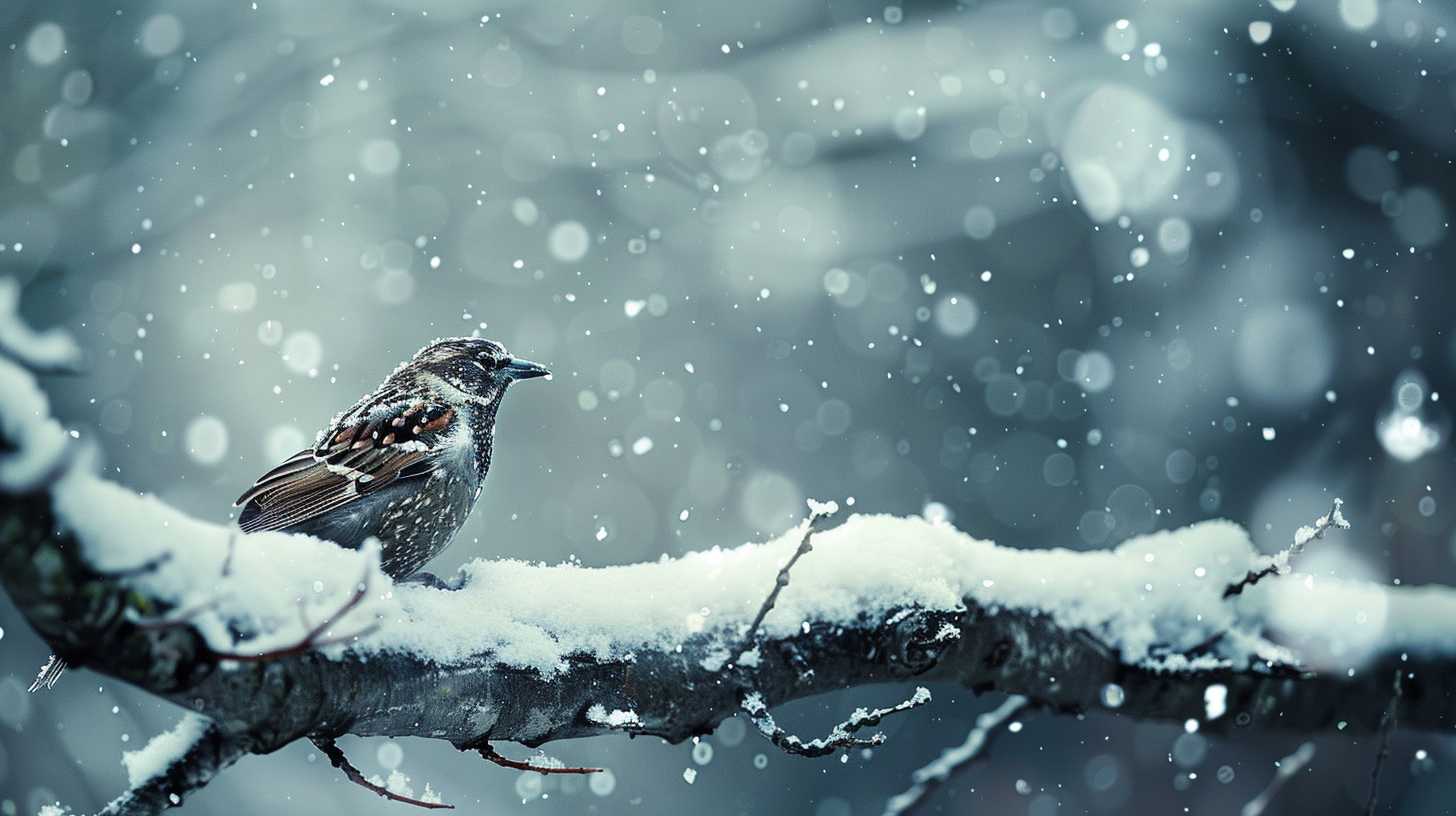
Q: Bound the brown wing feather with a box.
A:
[234,402,455,534]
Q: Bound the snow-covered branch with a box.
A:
[95,715,245,816]
[3,283,1456,813]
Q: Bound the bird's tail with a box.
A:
[28,654,66,692]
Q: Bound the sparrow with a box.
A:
[234,337,549,580]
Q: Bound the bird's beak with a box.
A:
[503,357,551,381]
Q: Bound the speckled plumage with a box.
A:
[234,337,549,579]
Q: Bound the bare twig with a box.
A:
[1225,499,1347,598]
[476,743,601,775]
[207,567,376,662]
[220,530,238,577]
[312,737,452,810]
[1241,741,1316,816]
[1365,669,1404,815]
[882,695,1030,816]
[740,686,931,757]
[736,501,838,660]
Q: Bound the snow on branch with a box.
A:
[95,715,245,816]
[2,280,1456,813]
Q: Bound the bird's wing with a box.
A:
[234,400,458,534]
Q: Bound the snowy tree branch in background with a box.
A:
[1364,669,1404,816]
[881,695,1029,816]
[0,278,80,374]
[3,284,1456,814]
[1240,741,1316,816]
[474,743,602,776]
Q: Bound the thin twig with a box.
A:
[882,695,1030,816]
[1365,669,1404,815]
[208,567,375,662]
[477,743,601,775]
[221,530,238,577]
[740,686,930,757]
[1241,741,1316,816]
[736,502,838,660]
[1225,499,1347,598]
[312,737,453,810]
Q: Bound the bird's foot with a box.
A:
[398,571,465,591]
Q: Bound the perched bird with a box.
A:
[234,337,549,579]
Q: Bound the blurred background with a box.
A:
[1,0,1454,812]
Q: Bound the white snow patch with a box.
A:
[586,704,642,728]
[806,497,840,517]
[122,713,212,787]
[0,358,69,490]
[0,277,81,370]
[1204,684,1228,720]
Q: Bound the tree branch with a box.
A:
[1241,741,1316,816]
[1225,498,1347,598]
[0,294,1450,814]
[1365,669,1404,815]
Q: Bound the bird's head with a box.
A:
[409,337,550,405]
